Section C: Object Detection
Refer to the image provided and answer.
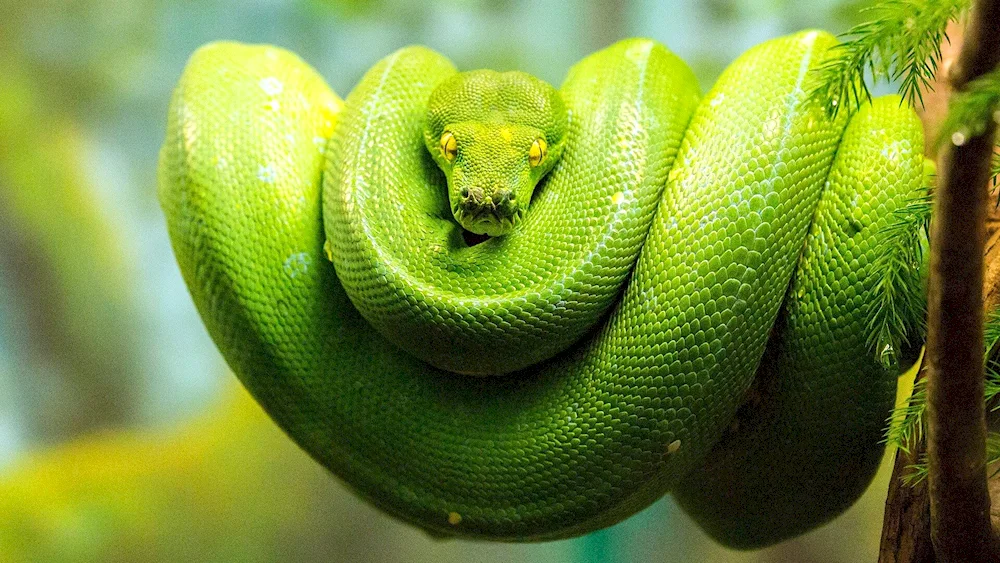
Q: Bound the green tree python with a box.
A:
[158,30,927,548]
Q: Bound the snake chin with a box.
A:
[453,206,522,237]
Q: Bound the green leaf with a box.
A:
[886,376,927,455]
[906,434,1000,485]
[991,150,1000,189]
[809,0,970,117]
[902,452,929,486]
[895,310,1000,486]
[985,307,1000,360]
[866,186,931,370]
[936,67,1000,148]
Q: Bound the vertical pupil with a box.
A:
[530,139,545,166]
[441,133,455,160]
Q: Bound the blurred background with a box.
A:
[0,0,896,561]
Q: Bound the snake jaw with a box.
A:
[453,191,522,237]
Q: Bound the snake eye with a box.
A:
[440,132,457,162]
[529,138,547,168]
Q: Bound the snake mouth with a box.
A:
[453,203,523,237]
[451,182,525,236]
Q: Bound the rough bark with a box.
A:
[880,439,935,563]
[879,2,1000,563]
[925,0,1000,559]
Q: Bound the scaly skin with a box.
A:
[324,41,699,375]
[673,96,926,548]
[424,69,568,237]
[159,31,926,546]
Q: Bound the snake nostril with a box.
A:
[459,187,469,199]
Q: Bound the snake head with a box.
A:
[424,70,567,237]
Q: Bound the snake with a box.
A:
[158,30,927,548]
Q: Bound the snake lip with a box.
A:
[454,202,521,236]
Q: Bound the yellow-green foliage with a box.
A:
[0,384,587,563]
[0,61,140,433]
[0,386,347,563]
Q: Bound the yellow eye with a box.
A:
[529,138,547,168]
[440,132,457,162]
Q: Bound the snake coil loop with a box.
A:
[160,30,925,547]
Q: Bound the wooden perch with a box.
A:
[880,2,1000,560]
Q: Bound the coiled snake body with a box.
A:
[159,30,925,548]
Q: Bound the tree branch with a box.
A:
[881,433,935,562]
[925,0,1000,559]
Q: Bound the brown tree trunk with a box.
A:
[880,2,1000,560]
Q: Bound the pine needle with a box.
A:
[986,362,1000,409]
[985,307,1000,361]
[934,68,1000,191]
[985,308,1000,410]
[904,433,1000,485]
[902,452,930,486]
[992,150,1000,188]
[936,66,1000,147]
[809,0,970,117]
[894,311,1000,485]
[989,433,1000,480]
[865,190,931,370]
[886,376,928,454]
